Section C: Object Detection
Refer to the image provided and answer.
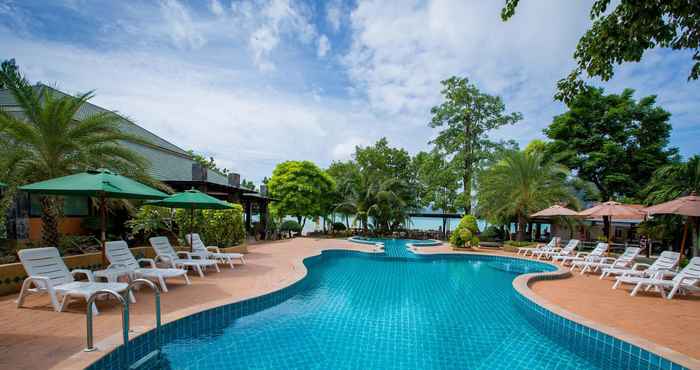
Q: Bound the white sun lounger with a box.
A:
[556,242,608,266]
[186,233,246,269]
[517,237,559,257]
[533,239,579,260]
[17,247,129,315]
[602,251,680,280]
[149,236,219,277]
[571,247,640,275]
[627,257,700,299]
[105,241,190,292]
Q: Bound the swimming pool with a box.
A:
[88,244,686,370]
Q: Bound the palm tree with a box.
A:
[643,155,700,204]
[477,150,576,241]
[0,71,157,246]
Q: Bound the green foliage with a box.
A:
[477,150,576,241]
[268,160,335,228]
[0,64,159,246]
[545,86,678,201]
[414,149,461,213]
[328,139,417,232]
[332,222,347,231]
[502,1,700,102]
[173,203,246,246]
[643,155,700,204]
[0,59,19,89]
[450,215,480,247]
[279,220,302,232]
[429,76,522,213]
[240,179,256,190]
[481,225,505,241]
[503,240,537,248]
[126,206,176,239]
[187,150,229,175]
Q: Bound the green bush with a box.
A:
[450,215,480,247]
[173,203,246,247]
[126,206,176,239]
[480,225,504,241]
[504,240,537,247]
[280,220,302,237]
[332,222,347,231]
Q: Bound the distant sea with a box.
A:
[299,216,499,235]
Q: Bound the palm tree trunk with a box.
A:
[516,214,526,241]
[39,196,61,247]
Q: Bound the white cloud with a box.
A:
[332,137,369,160]
[326,0,343,32]
[317,34,330,57]
[159,0,205,49]
[209,0,224,16]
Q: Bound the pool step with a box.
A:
[129,349,162,370]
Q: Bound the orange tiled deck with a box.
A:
[0,238,698,370]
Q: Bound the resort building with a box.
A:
[0,85,273,241]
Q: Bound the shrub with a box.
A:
[480,225,504,241]
[504,240,537,248]
[280,220,302,237]
[332,222,347,231]
[450,215,480,248]
[126,206,176,239]
[173,203,246,247]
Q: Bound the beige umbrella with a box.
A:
[531,204,579,240]
[643,192,700,259]
[578,200,646,242]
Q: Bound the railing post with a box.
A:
[128,279,162,350]
[85,289,128,353]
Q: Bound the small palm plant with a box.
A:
[477,150,576,241]
[0,70,157,246]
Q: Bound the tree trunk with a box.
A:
[39,196,61,247]
[516,214,526,241]
[603,216,611,242]
[463,120,472,214]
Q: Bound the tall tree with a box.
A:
[267,160,335,229]
[477,150,575,241]
[414,149,461,236]
[429,76,522,214]
[545,86,678,201]
[0,68,155,246]
[502,1,700,102]
[0,59,19,89]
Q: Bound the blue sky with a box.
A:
[1,0,698,183]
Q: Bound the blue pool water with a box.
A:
[153,245,603,369]
[89,240,682,369]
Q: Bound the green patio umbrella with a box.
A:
[20,168,168,263]
[145,188,234,249]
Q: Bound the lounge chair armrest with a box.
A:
[25,275,54,289]
[206,246,221,253]
[106,263,128,271]
[155,255,177,268]
[177,251,201,260]
[598,257,616,264]
[137,258,157,268]
[71,269,95,282]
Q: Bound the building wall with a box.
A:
[27,218,85,241]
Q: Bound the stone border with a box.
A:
[512,260,699,370]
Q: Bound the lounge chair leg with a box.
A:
[16,278,33,308]
[667,285,680,300]
[630,283,645,296]
[59,294,70,312]
[158,276,168,293]
[612,279,621,290]
[227,258,234,269]
[182,273,191,285]
[214,263,220,273]
[240,256,246,264]
[196,265,204,278]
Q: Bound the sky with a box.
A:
[1,0,698,184]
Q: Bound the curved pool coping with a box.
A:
[83,246,697,370]
[347,236,442,246]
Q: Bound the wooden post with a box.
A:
[100,195,107,266]
[679,218,690,260]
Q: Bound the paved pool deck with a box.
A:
[0,238,698,369]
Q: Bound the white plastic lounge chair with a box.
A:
[533,239,579,260]
[186,233,246,269]
[149,236,219,277]
[555,242,608,266]
[628,257,700,299]
[105,241,190,292]
[571,247,640,275]
[602,251,680,280]
[17,247,129,315]
[517,237,559,257]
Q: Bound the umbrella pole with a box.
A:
[100,195,107,266]
[679,218,689,260]
[190,207,194,252]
